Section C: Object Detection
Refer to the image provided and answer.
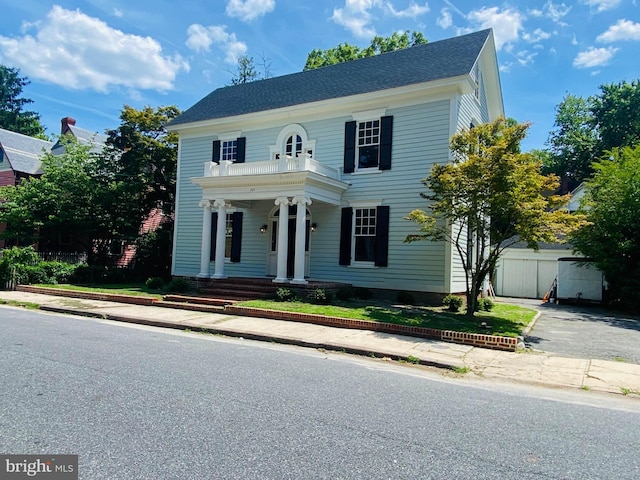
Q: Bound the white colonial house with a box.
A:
[168,29,504,297]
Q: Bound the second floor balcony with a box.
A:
[203,153,341,181]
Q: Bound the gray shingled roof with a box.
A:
[51,125,107,155]
[171,29,491,126]
[0,128,53,175]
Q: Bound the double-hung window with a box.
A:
[353,207,377,262]
[357,120,380,169]
[221,140,237,162]
[339,205,389,267]
[212,136,246,164]
[343,115,393,173]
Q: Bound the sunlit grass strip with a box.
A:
[236,300,535,337]
[35,283,163,300]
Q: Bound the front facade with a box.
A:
[169,29,504,295]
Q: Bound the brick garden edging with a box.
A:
[16,285,158,306]
[226,305,518,351]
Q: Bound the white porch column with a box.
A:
[273,196,290,283]
[198,200,213,278]
[291,196,311,284]
[212,199,228,279]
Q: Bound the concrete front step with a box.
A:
[162,294,234,307]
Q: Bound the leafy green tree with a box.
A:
[570,145,640,310]
[105,105,181,212]
[104,105,180,268]
[304,30,427,70]
[542,80,640,188]
[0,105,180,266]
[405,117,583,316]
[134,220,174,280]
[591,80,640,154]
[0,138,148,264]
[0,65,46,137]
[543,94,597,186]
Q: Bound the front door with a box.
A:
[286,218,296,277]
[267,206,311,278]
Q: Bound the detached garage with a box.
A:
[494,244,572,299]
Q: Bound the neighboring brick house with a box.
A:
[0,118,109,253]
[0,128,51,186]
[168,29,504,297]
[0,129,53,248]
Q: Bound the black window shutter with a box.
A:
[210,212,218,261]
[374,206,389,267]
[230,212,243,262]
[379,116,393,171]
[343,121,356,174]
[212,140,221,164]
[236,137,246,164]
[339,207,353,265]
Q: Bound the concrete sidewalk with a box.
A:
[1,290,639,397]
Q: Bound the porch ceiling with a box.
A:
[191,170,349,205]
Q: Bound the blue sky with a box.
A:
[1,0,639,151]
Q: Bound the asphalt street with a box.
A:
[2,308,639,479]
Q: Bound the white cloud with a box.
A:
[186,24,247,64]
[386,2,429,18]
[332,0,381,39]
[515,50,538,66]
[499,62,513,73]
[226,0,275,22]
[0,6,188,93]
[437,8,453,29]
[597,19,640,42]
[584,0,622,12]
[113,8,123,18]
[523,28,551,43]
[467,6,523,50]
[573,46,618,67]
[544,1,571,24]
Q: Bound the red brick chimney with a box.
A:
[61,117,76,134]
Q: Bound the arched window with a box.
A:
[285,134,302,157]
[270,124,316,160]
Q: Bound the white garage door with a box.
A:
[496,258,558,299]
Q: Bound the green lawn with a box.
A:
[35,283,164,300]
[36,284,536,337]
[238,299,535,337]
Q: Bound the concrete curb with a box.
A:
[521,310,542,338]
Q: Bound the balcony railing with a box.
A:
[203,154,340,180]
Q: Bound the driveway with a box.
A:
[504,298,640,364]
